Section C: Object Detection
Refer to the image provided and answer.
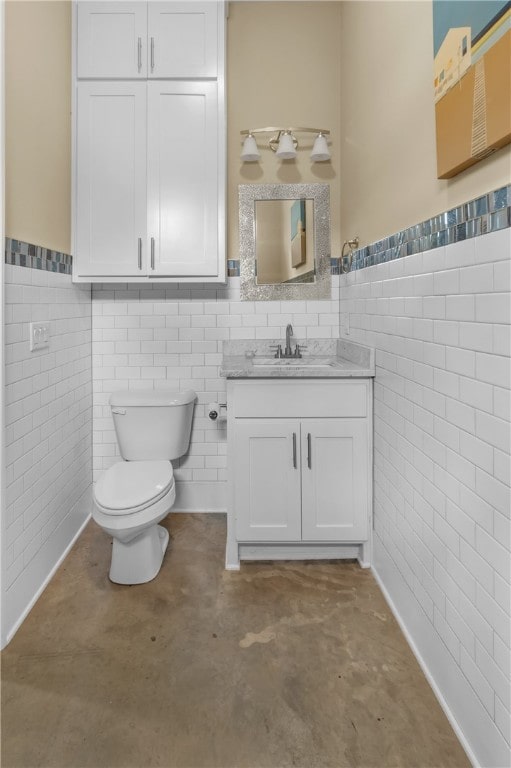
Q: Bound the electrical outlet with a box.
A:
[340,313,350,336]
[30,322,50,352]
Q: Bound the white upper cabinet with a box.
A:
[77,3,148,78]
[73,0,226,283]
[75,82,147,276]
[148,3,218,78]
[147,81,219,277]
[77,2,219,79]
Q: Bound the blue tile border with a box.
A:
[4,238,72,275]
[227,258,240,277]
[6,184,509,280]
[345,184,510,273]
[227,254,341,276]
[228,185,510,277]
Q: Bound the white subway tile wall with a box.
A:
[339,228,511,760]
[91,277,341,486]
[4,265,92,591]
[4,212,509,760]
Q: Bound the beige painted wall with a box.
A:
[5,1,71,254]
[6,1,507,259]
[340,0,511,247]
[227,1,342,260]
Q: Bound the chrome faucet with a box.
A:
[271,324,306,358]
[285,324,294,357]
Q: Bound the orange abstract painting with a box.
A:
[433,1,511,178]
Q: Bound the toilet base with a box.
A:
[110,524,170,585]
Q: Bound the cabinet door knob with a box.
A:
[150,237,155,270]
[137,37,142,72]
[307,433,312,469]
[292,432,297,469]
[150,37,155,72]
[138,238,142,270]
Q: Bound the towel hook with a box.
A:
[341,236,359,273]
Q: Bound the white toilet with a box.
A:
[92,388,196,585]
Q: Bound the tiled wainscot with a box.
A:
[339,224,510,768]
[91,276,341,510]
[3,253,92,641]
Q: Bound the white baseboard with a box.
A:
[239,543,360,561]
[173,481,226,512]
[1,487,92,648]
[372,538,510,768]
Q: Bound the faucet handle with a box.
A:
[294,344,307,358]
[269,344,283,358]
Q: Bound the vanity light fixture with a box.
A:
[275,131,298,160]
[240,132,261,162]
[310,132,330,162]
[240,127,331,163]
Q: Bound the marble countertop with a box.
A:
[221,339,375,379]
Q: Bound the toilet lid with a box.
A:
[94,461,174,514]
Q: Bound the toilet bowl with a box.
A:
[93,460,176,584]
[92,389,196,584]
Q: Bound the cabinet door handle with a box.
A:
[150,36,155,71]
[137,37,142,72]
[292,432,297,469]
[150,237,155,270]
[307,433,312,469]
[138,237,142,270]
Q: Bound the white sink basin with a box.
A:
[252,358,336,368]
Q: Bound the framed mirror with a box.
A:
[239,183,331,300]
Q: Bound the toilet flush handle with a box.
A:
[111,408,126,415]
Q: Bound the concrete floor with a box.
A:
[2,514,470,768]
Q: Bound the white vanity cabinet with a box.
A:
[300,419,369,541]
[72,1,225,283]
[234,417,368,542]
[77,2,219,79]
[226,379,373,569]
[234,419,303,542]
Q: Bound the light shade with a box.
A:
[276,132,297,160]
[241,134,260,162]
[311,133,330,162]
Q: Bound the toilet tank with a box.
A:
[109,389,196,461]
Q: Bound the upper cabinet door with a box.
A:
[77,2,148,78]
[147,80,219,277]
[148,2,219,78]
[75,82,147,278]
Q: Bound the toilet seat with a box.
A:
[94,460,174,516]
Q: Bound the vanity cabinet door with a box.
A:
[234,420,302,542]
[147,80,219,278]
[301,420,369,542]
[148,2,219,78]
[75,82,147,278]
[77,2,148,78]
